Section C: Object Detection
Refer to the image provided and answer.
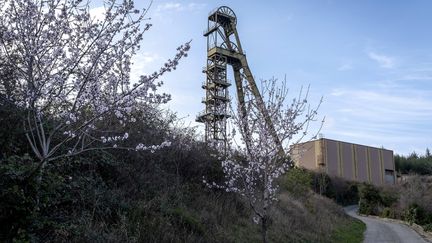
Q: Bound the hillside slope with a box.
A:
[0,103,363,242]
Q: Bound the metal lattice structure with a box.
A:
[197,6,283,154]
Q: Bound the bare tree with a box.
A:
[205,78,323,243]
[0,0,190,178]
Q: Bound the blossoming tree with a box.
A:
[0,0,189,175]
[205,78,322,243]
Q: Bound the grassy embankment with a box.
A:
[0,102,365,242]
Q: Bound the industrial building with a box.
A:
[291,138,396,186]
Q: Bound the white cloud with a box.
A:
[338,63,353,71]
[330,89,345,96]
[368,51,395,69]
[155,2,206,13]
[323,85,432,155]
[157,2,183,12]
[187,3,206,11]
[399,74,432,81]
[130,52,162,82]
[330,88,432,116]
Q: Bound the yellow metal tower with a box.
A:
[197,6,283,154]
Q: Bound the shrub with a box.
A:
[358,184,381,215]
[380,189,398,207]
[281,167,313,197]
[318,175,359,206]
[380,207,395,218]
[0,154,37,241]
[405,204,420,225]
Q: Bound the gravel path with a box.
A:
[344,205,429,243]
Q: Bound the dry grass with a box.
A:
[398,175,432,212]
[266,191,355,242]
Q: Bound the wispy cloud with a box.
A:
[130,52,162,82]
[156,2,182,12]
[368,51,395,68]
[338,63,353,71]
[324,85,432,154]
[156,2,206,13]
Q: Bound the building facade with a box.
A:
[291,138,396,186]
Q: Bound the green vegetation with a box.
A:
[330,218,365,243]
[357,175,432,232]
[358,183,397,215]
[0,100,367,242]
[282,167,360,206]
[395,150,432,175]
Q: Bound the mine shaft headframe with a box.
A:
[199,6,285,158]
[208,6,237,35]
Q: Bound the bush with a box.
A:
[314,174,359,206]
[405,204,420,225]
[356,175,432,230]
[281,167,313,197]
[358,184,381,215]
[424,224,432,232]
[404,204,432,226]
[380,189,398,207]
[380,207,395,218]
[0,154,37,241]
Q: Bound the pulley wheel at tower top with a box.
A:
[220,41,240,53]
[209,6,237,26]
[217,6,237,25]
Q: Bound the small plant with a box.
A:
[380,207,395,219]
[405,204,419,225]
[424,224,432,232]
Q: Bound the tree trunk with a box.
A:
[34,159,47,211]
[261,217,267,243]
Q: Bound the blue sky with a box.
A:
[110,0,432,155]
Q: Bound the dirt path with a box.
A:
[344,205,429,243]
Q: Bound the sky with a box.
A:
[104,0,432,155]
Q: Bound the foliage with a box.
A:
[404,204,432,226]
[380,207,396,218]
[358,183,397,216]
[321,176,359,206]
[357,175,432,233]
[0,83,366,243]
[0,154,37,241]
[424,223,432,232]
[280,167,313,198]
[395,150,432,175]
[0,98,31,160]
[358,184,382,215]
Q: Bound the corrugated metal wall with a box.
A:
[292,138,396,186]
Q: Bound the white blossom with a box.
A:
[0,0,190,162]
[204,78,323,232]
